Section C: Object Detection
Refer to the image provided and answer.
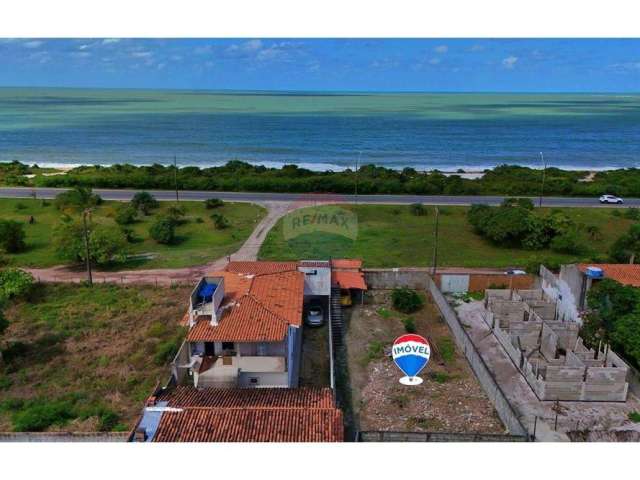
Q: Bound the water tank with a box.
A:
[585,266,604,279]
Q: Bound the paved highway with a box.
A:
[0,186,637,207]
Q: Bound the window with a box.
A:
[222,342,234,352]
[257,343,268,356]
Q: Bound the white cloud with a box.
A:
[226,39,263,55]
[102,38,120,45]
[434,45,448,54]
[23,40,44,49]
[131,50,153,58]
[70,51,91,58]
[502,55,518,69]
[608,62,640,72]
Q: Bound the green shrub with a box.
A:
[205,198,224,209]
[211,213,230,229]
[53,222,128,265]
[428,371,451,383]
[114,204,137,225]
[11,399,76,432]
[167,204,187,225]
[149,216,176,245]
[14,202,27,211]
[0,268,34,301]
[625,208,640,220]
[550,230,590,255]
[365,340,384,362]
[0,220,27,253]
[153,334,184,365]
[391,287,424,313]
[377,307,392,319]
[409,203,427,216]
[402,316,417,333]
[438,338,455,364]
[131,191,159,215]
[629,411,640,423]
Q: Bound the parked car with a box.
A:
[306,305,324,327]
[599,194,623,204]
[505,269,527,275]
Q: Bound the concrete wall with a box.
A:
[485,289,629,402]
[540,265,581,324]
[363,269,535,293]
[427,277,529,437]
[364,268,431,290]
[287,325,302,388]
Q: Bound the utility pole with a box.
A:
[354,151,361,204]
[82,208,93,286]
[173,155,179,203]
[538,152,547,208]
[431,206,440,276]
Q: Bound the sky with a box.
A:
[0,38,639,92]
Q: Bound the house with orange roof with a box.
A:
[131,387,343,442]
[171,261,305,389]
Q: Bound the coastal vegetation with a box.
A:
[0,282,190,431]
[581,279,640,370]
[259,203,634,268]
[0,196,266,269]
[4,160,640,197]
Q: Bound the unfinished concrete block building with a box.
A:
[484,289,629,402]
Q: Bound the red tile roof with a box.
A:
[579,263,640,287]
[157,386,335,409]
[187,262,304,342]
[331,259,362,270]
[226,261,298,275]
[153,408,343,442]
[151,387,343,442]
[332,271,367,290]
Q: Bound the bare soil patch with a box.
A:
[345,290,505,434]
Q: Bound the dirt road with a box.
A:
[25,201,296,285]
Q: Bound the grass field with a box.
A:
[259,204,634,268]
[0,198,266,269]
[0,283,190,432]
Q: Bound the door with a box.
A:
[204,342,215,356]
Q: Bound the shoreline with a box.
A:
[4,159,631,179]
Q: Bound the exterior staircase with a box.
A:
[330,286,343,347]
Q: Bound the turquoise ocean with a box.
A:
[1,88,639,171]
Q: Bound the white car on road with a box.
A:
[599,194,623,204]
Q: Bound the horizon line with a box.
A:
[1,85,639,95]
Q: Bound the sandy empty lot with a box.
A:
[344,290,505,434]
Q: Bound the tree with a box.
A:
[114,204,137,225]
[53,221,127,266]
[54,187,102,212]
[391,287,424,313]
[0,220,26,253]
[583,278,640,344]
[611,311,640,368]
[131,191,159,215]
[550,229,590,255]
[609,224,640,263]
[149,216,176,244]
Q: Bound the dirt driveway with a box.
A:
[24,201,295,285]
